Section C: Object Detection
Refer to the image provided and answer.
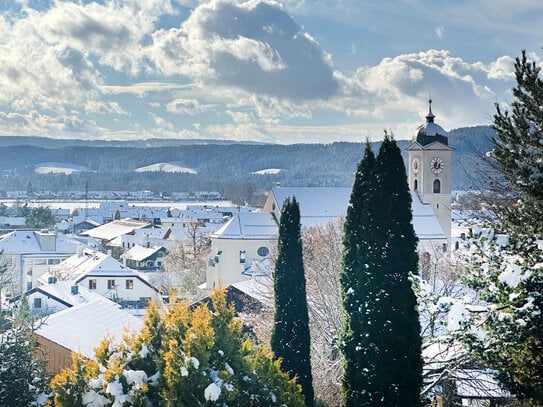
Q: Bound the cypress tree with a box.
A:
[271,197,314,407]
[340,137,422,406]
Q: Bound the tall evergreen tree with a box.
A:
[0,296,48,406]
[340,137,422,406]
[461,50,543,406]
[271,197,314,407]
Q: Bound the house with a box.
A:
[9,280,104,316]
[72,217,102,235]
[205,212,278,290]
[0,229,79,295]
[121,244,167,271]
[34,298,144,375]
[44,249,162,313]
[81,218,153,259]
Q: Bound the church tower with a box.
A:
[406,99,453,247]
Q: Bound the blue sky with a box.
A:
[0,0,541,144]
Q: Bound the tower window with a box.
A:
[414,179,418,190]
[433,179,441,193]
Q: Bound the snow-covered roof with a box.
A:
[35,298,143,358]
[129,228,171,240]
[271,187,351,228]
[242,258,272,277]
[229,278,273,306]
[82,218,152,240]
[212,212,277,240]
[20,280,104,307]
[122,245,164,262]
[0,230,78,254]
[45,249,136,283]
[269,187,446,240]
[410,192,446,240]
[456,369,512,399]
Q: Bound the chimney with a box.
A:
[36,230,56,251]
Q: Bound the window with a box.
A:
[48,258,61,265]
[126,279,134,289]
[34,259,47,266]
[107,279,115,290]
[33,298,42,308]
[89,279,97,290]
[257,246,269,257]
[433,179,441,193]
[413,179,418,190]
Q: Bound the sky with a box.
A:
[0,0,541,144]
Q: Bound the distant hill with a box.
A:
[0,136,266,148]
[0,126,495,197]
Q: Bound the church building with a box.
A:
[406,99,453,248]
[203,99,453,290]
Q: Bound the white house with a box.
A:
[121,244,167,271]
[10,280,104,316]
[205,212,278,290]
[44,249,162,312]
[0,229,79,295]
[82,218,153,258]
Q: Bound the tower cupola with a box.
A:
[415,99,449,146]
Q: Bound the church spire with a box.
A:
[426,98,435,123]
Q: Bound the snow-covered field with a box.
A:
[34,162,89,174]
[134,162,197,174]
[252,168,282,175]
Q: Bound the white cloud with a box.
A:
[166,98,209,115]
[147,0,338,99]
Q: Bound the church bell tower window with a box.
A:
[433,179,441,193]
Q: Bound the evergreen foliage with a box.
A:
[51,289,305,407]
[339,137,422,406]
[25,206,55,229]
[493,50,543,202]
[462,50,543,406]
[0,295,49,406]
[271,197,314,407]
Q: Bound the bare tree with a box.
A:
[163,222,210,299]
[302,218,344,407]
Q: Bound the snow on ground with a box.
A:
[34,162,89,174]
[134,162,197,174]
[252,168,282,175]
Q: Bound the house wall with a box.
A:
[28,291,70,316]
[79,275,158,302]
[34,334,73,376]
[206,237,274,289]
[23,256,66,290]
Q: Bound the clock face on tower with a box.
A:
[412,157,420,174]
[430,157,444,174]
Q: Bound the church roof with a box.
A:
[267,187,445,240]
[415,99,449,146]
[212,212,277,240]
